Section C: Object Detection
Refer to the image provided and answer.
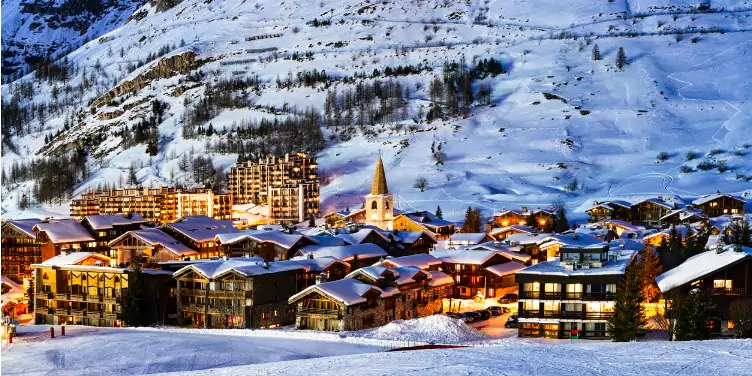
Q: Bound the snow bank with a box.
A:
[354,315,486,344]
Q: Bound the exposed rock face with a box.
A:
[150,0,184,12]
[92,51,205,108]
[97,110,125,120]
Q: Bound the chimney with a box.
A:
[315,273,327,285]
[60,249,69,256]
[263,260,270,269]
[307,252,314,259]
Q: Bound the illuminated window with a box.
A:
[713,280,732,290]
[728,321,735,330]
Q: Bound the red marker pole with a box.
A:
[50,327,55,338]
[8,332,12,344]
[61,325,65,336]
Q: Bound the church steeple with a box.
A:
[370,155,389,195]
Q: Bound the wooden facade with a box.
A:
[439,253,517,299]
[631,199,673,227]
[1,220,42,283]
[694,195,746,218]
[586,201,632,223]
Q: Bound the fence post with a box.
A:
[50,327,55,338]
[61,325,65,336]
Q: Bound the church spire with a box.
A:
[370,155,389,195]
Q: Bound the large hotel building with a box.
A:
[229,152,319,223]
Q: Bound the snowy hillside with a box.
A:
[2,0,752,221]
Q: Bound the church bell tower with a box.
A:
[365,155,394,230]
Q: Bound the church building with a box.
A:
[365,155,394,230]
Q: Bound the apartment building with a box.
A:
[228,152,319,223]
[1,219,43,283]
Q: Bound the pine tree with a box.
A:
[637,246,663,302]
[461,207,482,233]
[729,219,752,247]
[674,290,709,341]
[616,47,627,69]
[435,205,443,219]
[592,43,601,61]
[123,264,147,327]
[308,214,316,228]
[552,200,569,233]
[127,164,138,186]
[25,274,35,312]
[608,265,647,341]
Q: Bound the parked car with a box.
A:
[464,311,482,322]
[445,312,459,319]
[456,313,473,323]
[486,306,502,316]
[504,315,519,328]
[476,310,492,320]
[498,293,519,304]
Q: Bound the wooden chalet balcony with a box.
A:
[298,307,340,316]
[55,308,71,316]
[180,302,206,313]
[707,287,747,296]
[584,312,614,320]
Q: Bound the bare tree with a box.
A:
[413,177,428,192]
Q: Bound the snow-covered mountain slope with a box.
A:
[1,0,146,82]
[3,0,752,221]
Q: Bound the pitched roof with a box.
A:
[489,224,535,236]
[2,218,42,238]
[370,155,389,195]
[392,230,432,244]
[335,228,388,245]
[294,243,388,262]
[466,242,532,263]
[109,228,197,256]
[380,254,442,269]
[290,278,383,306]
[83,214,147,230]
[430,249,502,265]
[164,216,240,242]
[692,193,746,206]
[215,230,307,249]
[449,233,489,244]
[427,270,454,287]
[174,258,308,279]
[643,226,695,241]
[40,252,110,266]
[632,198,673,209]
[537,233,603,248]
[33,219,95,243]
[656,245,752,292]
[485,262,527,277]
[517,249,637,277]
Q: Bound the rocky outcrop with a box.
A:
[97,109,124,120]
[91,51,206,108]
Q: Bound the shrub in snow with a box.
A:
[685,151,698,161]
[657,151,669,162]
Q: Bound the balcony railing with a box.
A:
[563,292,583,300]
[584,312,614,320]
[541,292,562,299]
[561,311,584,319]
[519,310,541,318]
[298,307,340,316]
[519,291,540,299]
[583,292,615,301]
[542,310,561,318]
[707,287,747,296]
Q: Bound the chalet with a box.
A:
[173,257,348,328]
[445,233,492,249]
[160,216,240,258]
[502,232,553,264]
[32,252,176,327]
[631,198,675,227]
[335,227,395,253]
[107,228,198,266]
[379,254,443,271]
[81,214,149,253]
[515,241,640,339]
[431,249,528,299]
[33,219,98,258]
[604,219,646,238]
[214,230,317,261]
[492,207,555,229]
[656,244,752,336]
[488,224,536,241]
[393,211,455,240]
[1,218,43,283]
[323,208,371,227]
[585,200,632,223]
[391,231,437,254]
[661,207,707,226]
[692,194,746,217]
[537,233,603,261]
[288,265,452,331]
[643,226,695,247]
[2,275,28,321]
[294,244,388,269]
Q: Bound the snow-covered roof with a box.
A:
[392,231,432,244]
[633,198,674,209]
[504,232,552,246]
[466,242,532,263]
[215,230,306,249]
[604,219,643,230]
[39,252,110,266]
[380,254,442,269]
[431,249,502,265]
[83,214,147,230]
[586,203,615,212]
[517,249,637,277]
[294,244,387,262]
[109,228,197,256]
[538,233,603,248]
[174,257,309,279]
[606,200,632,208]
[335,228,388,245]
[2,218,42,238]
[427,270,454,287]
[165,216,240,242]
[448,233,488,244]
[656,245,752,292]
[33,219,95,243]
[402,211,454,227]
[289,278,383,306]
[290,257,348,273]
[489,224,535,236]
[346,265,393,281]
[643,226,694,241]
[1,275,25,309]
[392,266,430,285]
[692,193,745,206]
[485,262,527,277]
[307,235,349,247]
[661,207,707,222]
